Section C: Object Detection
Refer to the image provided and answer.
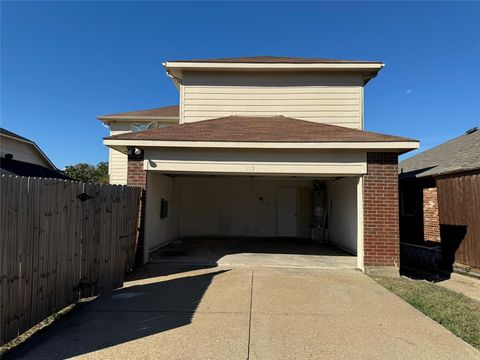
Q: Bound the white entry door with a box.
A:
[277,187,297,237]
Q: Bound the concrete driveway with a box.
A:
[6,265,479,360]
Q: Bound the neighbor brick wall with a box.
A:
[127,152,147,265]
[364,152,399,269]
[423,187,441,242]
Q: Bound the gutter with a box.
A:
[163,61,385,71]
[96,115,179,123]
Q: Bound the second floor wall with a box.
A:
[179,71,365,129]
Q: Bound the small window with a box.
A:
[160,199,169,219]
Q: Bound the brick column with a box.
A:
[127,151,147,266]
[363,152,400,276]
[423,187,441,241]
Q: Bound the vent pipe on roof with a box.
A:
[466,127,478,134]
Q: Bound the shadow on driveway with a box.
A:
[5,268,228,360]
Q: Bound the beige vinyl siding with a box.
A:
[108,123,130,184]
[181,71,364,129]
[0,136,52,168]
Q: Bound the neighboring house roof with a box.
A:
[167,56,382,64]
[0,128,32,142]
[106,115,416,143]
[98,104,179,119]
[0,127,57,169]
[0,157,71,179]
[400,127,480,178]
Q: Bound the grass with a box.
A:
[374,276,480,350]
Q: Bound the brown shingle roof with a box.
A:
[106,115,416,143]
[100,105,179,118]
[168,56,381,64]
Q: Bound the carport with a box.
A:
[144,171,362,269]
[104,115,418,274]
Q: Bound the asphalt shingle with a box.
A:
[400,128,480,178]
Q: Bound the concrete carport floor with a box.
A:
[150,237,357,269]
[6,264,479,359]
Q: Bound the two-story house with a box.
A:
[98,56,419,275]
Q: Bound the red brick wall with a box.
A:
[127,153,147,189]
[364,152,399,268]
[423,187,441,242]
[127,152,147,265]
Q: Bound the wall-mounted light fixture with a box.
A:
[127,147,143,156]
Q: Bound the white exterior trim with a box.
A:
[97,116,179,123]
[164,62,384,71]
[144,161,366,176]
[143,148,367,176]
[356,176,364,271]
[360,87,365,130]
[104,138,419,151]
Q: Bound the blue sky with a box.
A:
[2,1,479,168]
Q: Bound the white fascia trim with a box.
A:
[97,116,179,123]
[164,62,384,71]
[103,139,419,150]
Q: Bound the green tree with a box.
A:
[64,162,109,184]
[94,161,109,184]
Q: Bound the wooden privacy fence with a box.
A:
[437,173,480,269]
[0,175,141,345]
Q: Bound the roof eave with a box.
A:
[401,167,480,180]
[163,61,384,86]
[103,138,419,153]
[164,61,384,71]
[97,115,179,123]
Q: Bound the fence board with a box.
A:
[0,176,141,345]
[80,183,95,298]
[0,177,9,342]
[9,176,21,341]
[19,177,31,336]
[28,179,39,329]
